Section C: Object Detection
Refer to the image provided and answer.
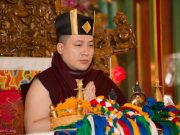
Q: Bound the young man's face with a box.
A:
[57,35,94,71]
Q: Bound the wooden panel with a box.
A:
[134,0,152,97]
[134,0,175,100]
[160,0,175,99]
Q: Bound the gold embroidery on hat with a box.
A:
[70,9,78,35]
[82,21,91,34]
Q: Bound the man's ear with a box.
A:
[57,43,64,54]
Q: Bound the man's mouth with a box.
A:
[79,60,89,64]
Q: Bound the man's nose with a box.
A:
[81,45,90,56]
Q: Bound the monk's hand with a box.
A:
[83,81,96,101]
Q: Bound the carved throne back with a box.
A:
[0,0,136,75]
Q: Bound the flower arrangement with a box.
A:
[54,97,102,117]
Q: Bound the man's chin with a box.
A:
[76,66,90,72]
[77,68,88,71]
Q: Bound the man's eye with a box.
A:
[89,44,94,47]
[75,44,82,46]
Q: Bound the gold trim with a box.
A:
[153,0,159,81]
[82,21,91,33]
[136,3,142,85]
[153,0,164,97]
[70,9,78,35]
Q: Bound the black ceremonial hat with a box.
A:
[55,9,94,37]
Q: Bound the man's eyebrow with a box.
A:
[89,40,93,42]
[75,40,83,42]
[75,39,93,43]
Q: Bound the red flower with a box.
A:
[90,99,98,106]
[112,66,126,84]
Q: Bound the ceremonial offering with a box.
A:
[50,80,180,135]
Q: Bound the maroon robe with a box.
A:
[36,51,126,105]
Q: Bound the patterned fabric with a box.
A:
[0,90,24,135]
[0,70,40,134]
[0,70,40,90]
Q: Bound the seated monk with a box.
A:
[24,9,126,133]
